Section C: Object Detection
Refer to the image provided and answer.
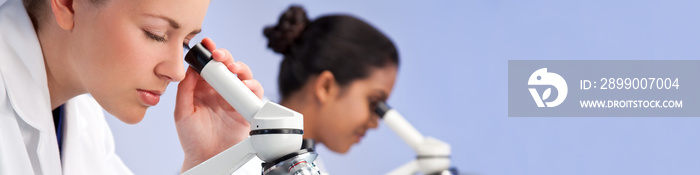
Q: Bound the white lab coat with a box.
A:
[0,0,132,174]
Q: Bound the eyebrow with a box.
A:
[189,29,202,35]
[147,14,202,35]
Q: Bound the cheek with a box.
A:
[85,30,150,123]
[78,13,153,84]
[319,96,371,151]
[76,14,158,123]
[83,20,152,92]
[328,98,367,131]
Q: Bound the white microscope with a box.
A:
[182,43,321,175]
[375,101,459,175]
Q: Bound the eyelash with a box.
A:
[143,29,193,51]
[369,98,379,109]
[143,30,167,42]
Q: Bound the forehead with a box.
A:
[111,0,209,27]
[347,65,398,98]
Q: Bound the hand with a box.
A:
[174,38,264,172]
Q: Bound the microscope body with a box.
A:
[182,43,320,175]
[376,102,456,175]
[179,101,312,175]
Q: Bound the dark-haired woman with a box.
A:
[234,6,400,174]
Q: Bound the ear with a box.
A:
[313,71,339,105]
[50,0,76,30]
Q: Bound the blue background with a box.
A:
[105,0,700,174]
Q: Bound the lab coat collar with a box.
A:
[1,0,52,125]
[0,0,62,173]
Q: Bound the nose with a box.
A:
[154,45,186,82]
[368,113,380,129]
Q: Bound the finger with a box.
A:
[242,79,264,100]
[212,49,241,79]
[201,37,217,51]
[231,61,253,80]
[211,48,232,62]
[210,49,253,81]
[209,48,237,75]
[175,68,199,121]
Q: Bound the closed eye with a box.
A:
[369,98,379,111]
[143,30,166,42]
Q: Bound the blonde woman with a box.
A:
[0,0,263,174]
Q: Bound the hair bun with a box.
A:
[264,5,309,54]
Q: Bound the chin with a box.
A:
[328,143,352,154]
[111,107,147,124]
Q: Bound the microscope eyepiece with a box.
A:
[374,101,391,119]
[184,43,213,74]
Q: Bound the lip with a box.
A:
[354,133,366,143]
[137,89,162,106]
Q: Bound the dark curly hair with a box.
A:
[264,5,399,99]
